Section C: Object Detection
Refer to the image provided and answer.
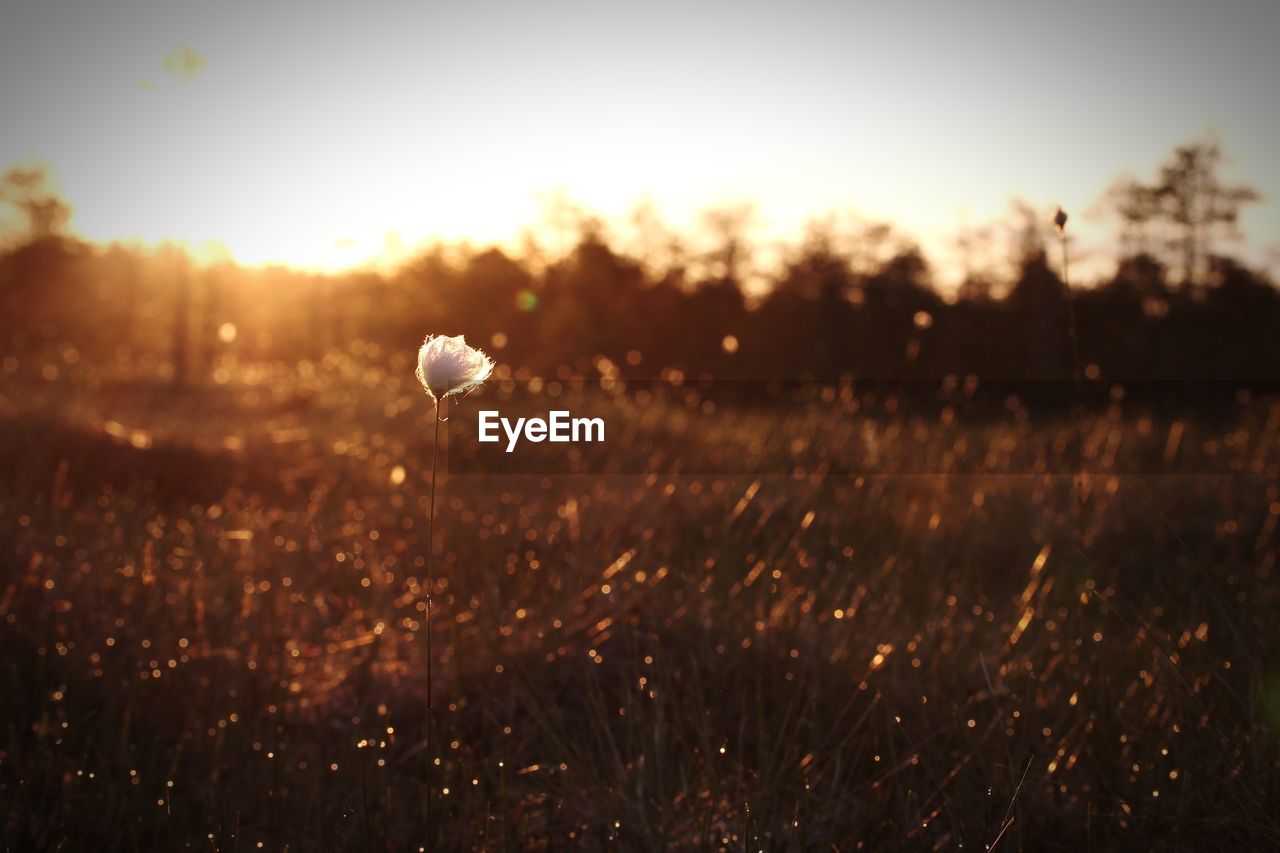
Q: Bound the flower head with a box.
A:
[1053,206,1069,235]
[416,334,495,401]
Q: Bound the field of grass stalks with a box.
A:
[3,345,1279,850]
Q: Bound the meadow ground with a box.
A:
[2,347,1279,850]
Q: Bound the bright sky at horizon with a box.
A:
[1,0,1278,283]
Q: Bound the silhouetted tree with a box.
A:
[626,200,687,284]
[0,164,70,243]
[954,223,999,302]
[1109,139,1261,286]
[698,204,756,287]
[156,245,192,389]
[1006,252,1071,379]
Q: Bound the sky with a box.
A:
[1,0,1278,283]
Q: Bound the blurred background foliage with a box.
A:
[2,138,1276,390]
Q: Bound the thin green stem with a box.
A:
[1060,232,1087,549]
[1061,234,1079,384]
[425,400,441,845]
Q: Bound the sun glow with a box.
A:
[2,0,1276,277]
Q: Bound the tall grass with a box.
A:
[2,347,1278,849]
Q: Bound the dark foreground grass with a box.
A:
[2,352,1279,850]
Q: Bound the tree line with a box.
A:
[2,139,1276,389]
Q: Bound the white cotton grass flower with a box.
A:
[415,334,495,401]
[413,331,495,836]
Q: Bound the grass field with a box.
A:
[2,346,1279,850]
